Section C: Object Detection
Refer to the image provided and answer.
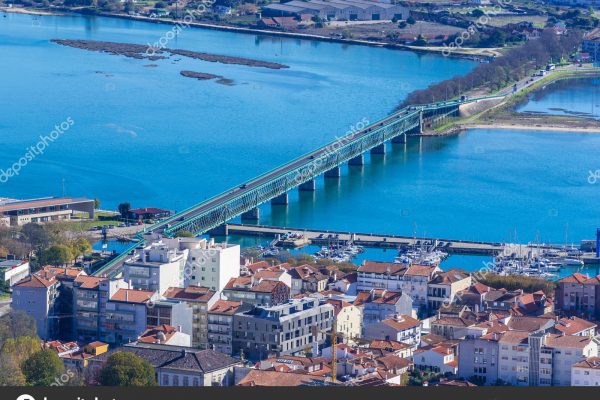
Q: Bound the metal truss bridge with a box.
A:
[93,96,500,277]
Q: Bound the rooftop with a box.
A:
[163,286,216,302]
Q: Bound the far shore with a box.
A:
[0,6,63,16]
[462,123,600,134]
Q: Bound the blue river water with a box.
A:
[518,77,600,119]
[3,13,600,275]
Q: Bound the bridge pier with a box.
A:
[299,179,316,191]
[324,166,341,178]
[348,154,364,166]
[392,133,407,144]
[208,224,228,236]
[370,143,386,155]
[241,207,260,221]
[271,193,289,205]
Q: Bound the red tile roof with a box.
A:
[163,286,215,302]
[358,261,407,276]
[74,275,107,289]
[110,288,155,304]
[209,300,242,315]
[381,315,421,331]
[555,316,597,335]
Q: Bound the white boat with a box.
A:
[561,258,584,266]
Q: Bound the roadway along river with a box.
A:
[2,13,599,246]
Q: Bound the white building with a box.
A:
[362,314,422,349]
[572,357,600,386]
[177,238,240,292]
[414,343,458,375]
[124,241,188,295]
[0,259,30,286]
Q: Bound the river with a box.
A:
[2,12,600,264]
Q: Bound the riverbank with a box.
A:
[0,6,62,16]
[428,67,600,136]
[1,5,496,60]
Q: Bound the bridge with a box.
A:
[93,96,501,278]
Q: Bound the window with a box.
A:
[183,376,189,386]
[162,374,169,386]
[173,375,179,386]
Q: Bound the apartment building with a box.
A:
[11,270,61,339]
[356,289,414,326]
[99,288,161,344]
[414,342,459,375]
[326,299,362,341]
[223,276,290,306]
[208,300,245,355]
[572,357,600,386]
[362,314,422,349]
[460,329,599,386]
[427,270,472,310]
[124,241,188,295]
[162,286,217,349]
[182,238,240,291]
[232,297,335,361]
[287,265,328,295]
[556,273,600,319]
[12,266,85,340]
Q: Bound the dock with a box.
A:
[226,223,506,255]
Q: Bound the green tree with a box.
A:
[70,237,92,262]
[118,202,131,219]
[414,34,427,46]
[99,352,156,386]
[471,9,485,17]
[174,230,195,238]
[42,244,72,266]
[407,16,416,25]
[94,198,101,209]
[21,349,65,386]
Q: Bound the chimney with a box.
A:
[125,291,129,301]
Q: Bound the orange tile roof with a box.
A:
[358,261,407,276]
[325,299,352,315]
[164,286,215,302]
[405,265,437,277]
[237,370,329,386]
[555,316,597,335]
[74,275,107,289]
[110,289,155,303]
[209,300,242,315]
[381,315,421,331]
[545,333,594,349]
[573,357,600,369]
[14,273,56,288]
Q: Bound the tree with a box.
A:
[42,244,72,266]
[407,16,416,25]
[118,202,131,219]
[0,311,37,345]
[174,230,195,238]
[94,198,101,209]
[471,9,485,17]
[0,246,8,259]
[21,223,51,253]
[414,34,427,46]
[398,21,407,29]
[99,352,156,386]
[70,237,92,262]
[21,349,65,386]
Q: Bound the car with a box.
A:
[108,224,115,229]
[240,184,247,189]
[118,223,126,227]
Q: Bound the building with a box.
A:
[163,286,217,349]
[556,273,600,319]
[0,197,94,226]
[356,289,414,326]
[223,276,290,306]
[208,300,246,355]
[555,316,597,337]
[181,238,240,292]
[427,269,471,310]
[0,259,30,286]
[89,343,242,386]
[572,357,600,386]
[73,275,110,342]
[12,266,85,340]
[124,240,189,295]
[128,207,171,221]
[460,329,599,386]
[100,288,161,344]
[326,299,362,341]
[362,314,421,349]
[357,261,408,292]
[414,342,458,375]
[288,265,328,295]
[232,297,335,361]
[263,0,409,22]
[138,324,191,347]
